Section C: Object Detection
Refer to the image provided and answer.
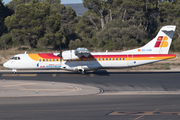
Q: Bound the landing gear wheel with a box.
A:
[78,69,86,74]
[81,70,86,75]
[12,69,17,74]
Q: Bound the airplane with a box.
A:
[3,25,176,74]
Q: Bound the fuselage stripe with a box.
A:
[28,53,175,62]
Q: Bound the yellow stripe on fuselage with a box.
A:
[133,56,175,60]
[27,53,175,62]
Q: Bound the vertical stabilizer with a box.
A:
[139,25,176,54]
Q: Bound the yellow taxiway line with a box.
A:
[90,74,94,77]
[2,83,35,87]
[52,74,56,77]
[2,74,37,77]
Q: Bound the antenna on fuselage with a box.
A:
[60,45,62,62]
[24,51,27,54]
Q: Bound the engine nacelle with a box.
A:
[62,50,78,60]
[62,48,90,60]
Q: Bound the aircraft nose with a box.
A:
[3,62,8,68]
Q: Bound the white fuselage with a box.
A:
[3,52,175,72]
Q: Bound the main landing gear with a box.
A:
[77,66,86,74]
[77,69,86,74]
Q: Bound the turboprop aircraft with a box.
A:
[3,25,176,74]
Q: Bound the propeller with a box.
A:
[57,43,62,68]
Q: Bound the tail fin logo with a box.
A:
[154,36,169,48]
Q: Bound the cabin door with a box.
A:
[38,59,46,68]
[127,55,133,66]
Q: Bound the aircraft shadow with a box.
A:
[1,70,180,76]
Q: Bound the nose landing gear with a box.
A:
[12,69,17,74]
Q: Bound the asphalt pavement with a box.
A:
[0,70,180,120]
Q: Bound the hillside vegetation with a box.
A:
[0,0,180,52]
[64,3,87,16]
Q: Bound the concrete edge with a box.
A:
[99,91,180,95]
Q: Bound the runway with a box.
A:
[0,70,180,120]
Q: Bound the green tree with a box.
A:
[5,0,61,11]
[0,33,12,49]
[69,39,82,49]
[75,11,100,39]
[95,19,147,50]
[105,0,123,22]
[158,1,180,52]
[5,2,63,49]
[0,0,12,36]
[83,0,107,29]
[52,4,78,48]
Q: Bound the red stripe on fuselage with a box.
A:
[38,53,60,59]
[36,53,175,59]
[89,54,175,58]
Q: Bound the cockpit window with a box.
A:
[11,56,20,60]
